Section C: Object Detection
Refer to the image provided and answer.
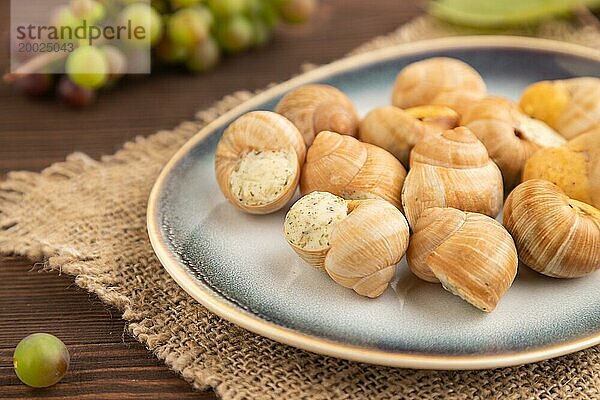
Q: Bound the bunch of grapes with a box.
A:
[10,0,317,107]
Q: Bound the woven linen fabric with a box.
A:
[2,16,600,399]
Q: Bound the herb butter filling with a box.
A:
[284,191,347,251]
[230,150,296,206]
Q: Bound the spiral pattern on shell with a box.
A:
[503,179,600,278]
[215,111,306,214]
[275,84,359,146]
[462,96,565,190]
[391,57,487,112]
[407,207,518,312]
[358,106,425,168]
[401,126,503,228]
[301,131,407,209]
[325,199,409,298]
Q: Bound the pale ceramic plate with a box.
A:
[148,36,600,369]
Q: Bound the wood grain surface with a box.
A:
[0,1,422,398]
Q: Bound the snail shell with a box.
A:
[391,57,487,111]
[215,111,306,214]
[520,77,600,140]
[358,106,459,168]
[404,105,460,133]
[275,84,359,146]
[358,106,426,168]
[462,96,566,190]
[407,207,518,312]
[523,126,600,209]
[401,126,504,229]
[300,131,407,209]
[428,90,487,118]
[284,192,410,298]
[503,179,600,278]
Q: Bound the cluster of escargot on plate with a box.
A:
[215,57,600,313]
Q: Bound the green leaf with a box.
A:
[429,0,600,28]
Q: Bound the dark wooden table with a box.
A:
[0,1,422,398]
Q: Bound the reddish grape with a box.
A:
[14,74,54,97]
[57,76,96,108]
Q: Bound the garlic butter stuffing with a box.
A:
[212,59,600,311]
[229,150,296,207]
[283,191,347,251]
[215,111,306,215]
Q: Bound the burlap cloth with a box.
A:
[2,16,600,399]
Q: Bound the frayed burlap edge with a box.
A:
[2,16,600,400]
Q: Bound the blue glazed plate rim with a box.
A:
[147,36,600,370]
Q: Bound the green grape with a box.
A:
[66,45,109,89]
[168,8,210,48]
[207,0,248,18]
[245,0,276,32]
[186,36,220,72]
[70,0,106,23]
[120,3,164,46]
[260,1,279,28]
[245,0,262,15]
[155,37,188,64]
[278,0,316,24]
[50,5,81,31]
[194,5,215,30]
[216,14,254,53]
[13,333,70,388]
[151,0,170,14]
[90,1,106,22]
[169,0,201,9]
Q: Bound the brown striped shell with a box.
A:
[462,96,566,190]
[407,207,518,312]
[358,105,459,168]
[391,57,487,112]
[400,127,503,229]
[300,131,407,209]
[284,193,410,298]
[275,84,359,146]
[503,179,600,278]
[215,111,306,214]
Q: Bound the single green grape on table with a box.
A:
[13,333,70,388]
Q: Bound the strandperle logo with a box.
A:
[10,0,153,75]
[15,19,148,46]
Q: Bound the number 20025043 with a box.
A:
[17,42,74,53]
